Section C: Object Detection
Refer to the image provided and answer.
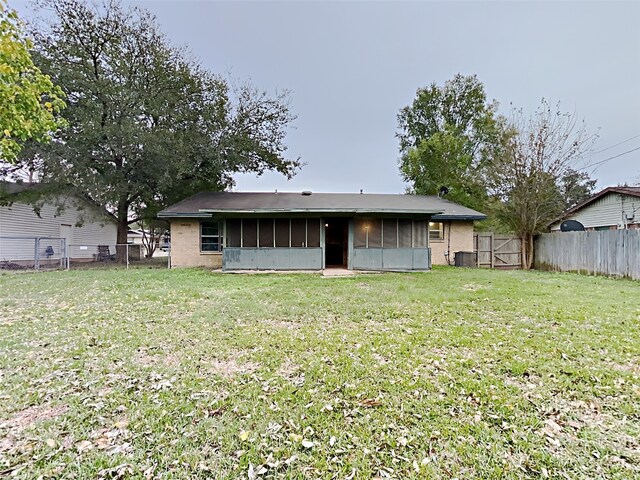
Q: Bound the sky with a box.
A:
[15,0,640,194]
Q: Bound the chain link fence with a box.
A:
[0,237,66,270]
[0,237,170,271]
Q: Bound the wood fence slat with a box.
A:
[535,230,640,280]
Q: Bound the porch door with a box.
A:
[324,218,348,267]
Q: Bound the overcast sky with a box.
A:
[17,1,640,193]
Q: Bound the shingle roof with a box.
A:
[158,192,486,220]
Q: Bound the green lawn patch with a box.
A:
[1,267,639,478]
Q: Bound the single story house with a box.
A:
[158,191,485,271]
[550,186,640,231]
[0,181,117,265]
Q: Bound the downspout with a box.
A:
[446,221,452,265]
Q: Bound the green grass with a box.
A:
[1,267,639,479]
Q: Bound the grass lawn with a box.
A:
[1,267,639,479]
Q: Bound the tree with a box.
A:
[16,0,299,260]
[397,74,506,211]
[0,0,65,163]
[488,99,597,269]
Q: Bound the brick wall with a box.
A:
[170,220,222,269]
[430,221,474,266]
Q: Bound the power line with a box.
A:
[581,145,640,170]
[592,133,640,155]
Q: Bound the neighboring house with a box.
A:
[550,186,640,231]
[0,182,117,264]
[158,191,485,271]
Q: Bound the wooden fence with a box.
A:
[535,230,640,280]
[474,233,522,269]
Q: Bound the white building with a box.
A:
[0,182,117,266]
[550,186,640,231]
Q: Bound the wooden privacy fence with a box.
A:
[535,230,640,280]
[474,233,522,269]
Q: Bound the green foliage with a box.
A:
[397,74,505,211]
[18,0,298,250]
[487,99,597,267]
[0,1,65,163]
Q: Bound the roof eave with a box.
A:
[157,212,212,218]
[431,214,487,221]
[197,208,445,215]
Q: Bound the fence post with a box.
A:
[34,237,40,270]
[167,247,171,269]
[65,239,70,270]
[126,243,129,269]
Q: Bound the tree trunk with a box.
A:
[527,234,535,270]
[521,234,535,270]
[115,200,129,263]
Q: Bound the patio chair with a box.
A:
[96,245,114,261]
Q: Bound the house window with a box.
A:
[201,220,222,252]
[223,218,321,248]
[413,221,427,248]
[429,222,444,241]
[398,219,413,248]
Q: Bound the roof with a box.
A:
[158,191,486,220]
[554,186,640,223]
[0,181,117,223]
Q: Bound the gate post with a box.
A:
[34,237,40,270]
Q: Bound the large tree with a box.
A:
[0,0,65,163]
[488,99,597,269]
[397,74,506,211]
[15,0,298,259]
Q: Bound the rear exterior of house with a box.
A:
[159,192,485,271]
[550,187,640,231]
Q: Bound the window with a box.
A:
[413,221,427,248]
[398,220,413,248]
[290,219,306,247]
[201,221,222,252]
[383,219,398,248]
[307,219,321,247]
[242,219,257,248]
[275,219,290,247]
[226,219,241,247]
[429,221,444,241]
[259,218,274,248]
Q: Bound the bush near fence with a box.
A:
[535,230,640,280]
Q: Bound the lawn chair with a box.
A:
[96,245,114,261]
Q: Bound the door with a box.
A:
[60,224,72,260]
[324,218,348,267]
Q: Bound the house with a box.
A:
[0,182,117,266]
[158,191,485,271]
[550,186,640,231]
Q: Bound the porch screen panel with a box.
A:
[242,219,257,248]
[307,219,320,247]
[413,221,427,248]
[259,218,274,248]
[367,219,382,248]
[275,219,290,247]
[226,219,241,247]
[383,219,398,248]
[398,219,413,248]
[290,219,306,247]
[354,218,366,248]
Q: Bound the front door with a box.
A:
[324,218,348,267]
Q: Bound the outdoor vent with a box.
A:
[301,191,312,196]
